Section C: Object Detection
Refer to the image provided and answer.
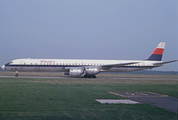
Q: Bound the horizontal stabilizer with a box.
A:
[153,60,178,66]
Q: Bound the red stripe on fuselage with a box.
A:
[152,48,164,55]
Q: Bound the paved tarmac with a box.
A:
[0,76,66,79]
[108,77,178,80]
[110,92,178,112]
[0,75,178,80]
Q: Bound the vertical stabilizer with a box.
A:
[147,42,165,61]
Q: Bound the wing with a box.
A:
[101,62,139,70]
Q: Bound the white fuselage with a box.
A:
[3,58,161,73]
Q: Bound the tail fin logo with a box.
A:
[147,42,165,61]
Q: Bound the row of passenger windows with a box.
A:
[23,63,107,66]
[22,63,140,66]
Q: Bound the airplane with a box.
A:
[1,42,178,78]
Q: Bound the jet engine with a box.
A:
[64,68,84,76]
[85,67,100,75]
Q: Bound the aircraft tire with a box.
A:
[84,75,96,78]
[92,75,96,78]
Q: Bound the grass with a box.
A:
[0,73,177,120]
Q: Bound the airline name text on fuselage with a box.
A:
[40,60,55,63]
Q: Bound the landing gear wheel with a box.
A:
[84,75,96,78]
[15,74,18,77]
[92,75,96,78]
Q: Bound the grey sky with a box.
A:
[0,0,177,71]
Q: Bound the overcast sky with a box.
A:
[0,0,177,71]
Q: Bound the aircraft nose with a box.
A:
[1,65,5,70]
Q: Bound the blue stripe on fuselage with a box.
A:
[5,64,155,69]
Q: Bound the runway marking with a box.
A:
[110,92,168,97]
[147,92,168,97]
[109,92,125,97]
[96,99,139,104]
[140,93,148,95]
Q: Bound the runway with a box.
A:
[0,76,67,79]
[108,77,178,80]
[0,75,178,80]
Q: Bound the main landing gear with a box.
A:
[15,71,19,77]
[84,75,96,78]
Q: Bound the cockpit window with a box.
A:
[6,61,13,65]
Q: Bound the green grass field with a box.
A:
[0,72,178,120]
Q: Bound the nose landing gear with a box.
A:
[15,71,19,77]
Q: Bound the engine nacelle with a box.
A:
[85,67,100,75]
[64,68,84,76]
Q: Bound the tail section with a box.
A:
[147,42,165,61]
